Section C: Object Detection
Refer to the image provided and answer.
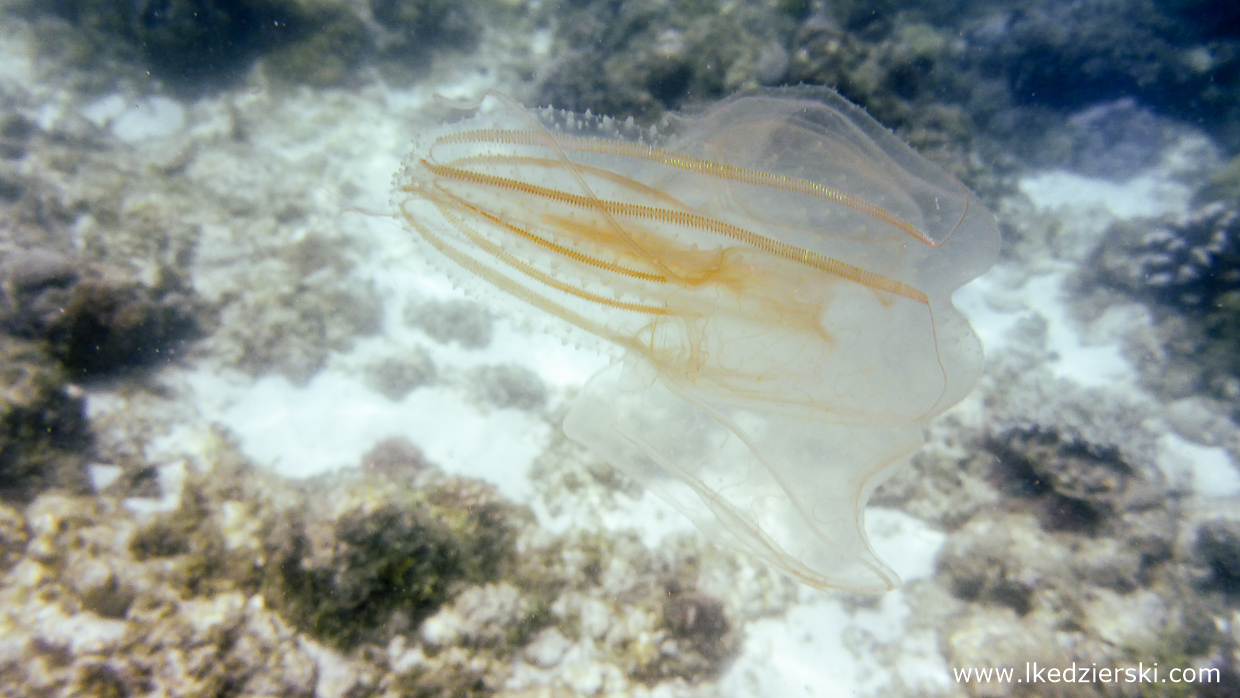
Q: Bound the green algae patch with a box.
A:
[80,415,760,690]
[4,413,773,693]
[123,434,530,652]
[262,4,371,87]
[0,335,90,502]
[263,475,528,650]
[24,0,377,91]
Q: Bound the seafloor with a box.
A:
[0,1,1238,697]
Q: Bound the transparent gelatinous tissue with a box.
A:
[393,86,1000,592]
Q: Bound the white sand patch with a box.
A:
[721,511,947,697]
[184,367,551,504]
[1018,169,1190,220]
[1157,433,1240,498]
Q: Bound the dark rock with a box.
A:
[48,278,203,375]
[987,428,1135,534]
[0,113,36,159]
[1194,519,1240,591]
[0,168,25,202]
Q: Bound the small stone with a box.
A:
[524,628,571,668]
[406,299,492,348]
[419,609,463,648]
[68,557,134,619]
[472,364,547,411]
[363,348,436,400]
[360,437,431,478]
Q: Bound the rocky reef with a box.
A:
[1081,191,1240,415]
[0,423,757,697]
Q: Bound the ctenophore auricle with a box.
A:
[393,86,1000,592]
